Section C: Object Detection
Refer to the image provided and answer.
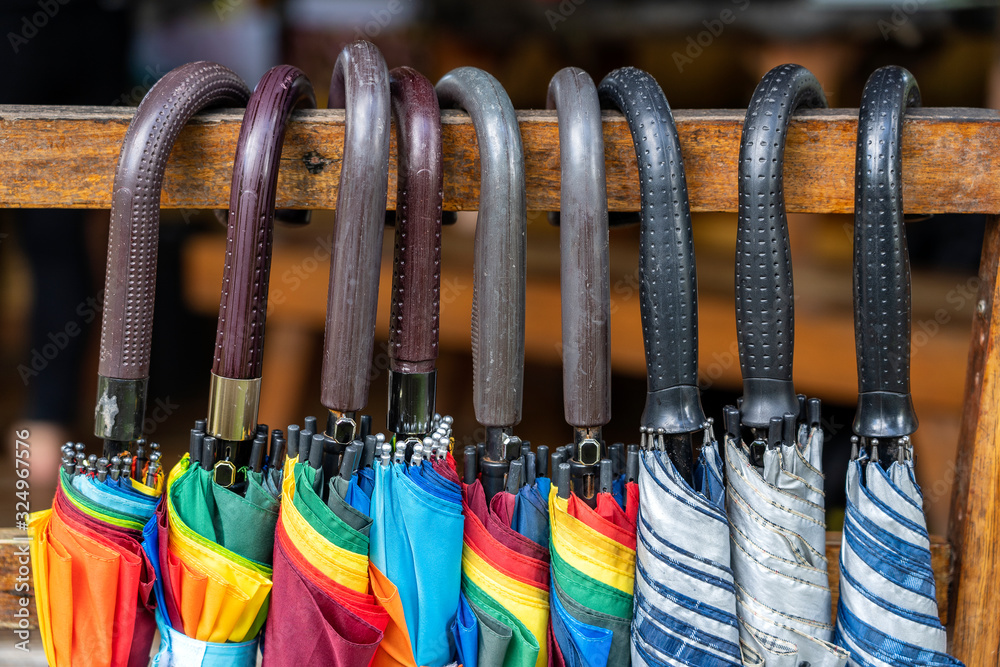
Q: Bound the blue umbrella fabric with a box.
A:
[369,449,464,667]
[835,451,961,666]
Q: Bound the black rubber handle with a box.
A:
[853,66,921,439]
[547,67,611,431]
[735,64,827,429]
[598,67,706,435]
[436,67,527,429]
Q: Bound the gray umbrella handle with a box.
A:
[547,67,611,431]
[436,67,526,430]
[386,66,443,435]
[853,66,921,439]
[320,41,391,416]
[736,64,827,429]
[207,65,316,442]
[598,67,706,435]
[95,62,250,442]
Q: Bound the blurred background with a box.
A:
[0,0,997,539]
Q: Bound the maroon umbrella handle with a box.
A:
[95,62,250,444]
[320,41,391,435]
[386,66,443,436]
[853,66,921,441]
[736,63,827,429]
[547,67,611,439]
[207,65,316,442]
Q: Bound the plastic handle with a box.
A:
[320,41,392,413]
[388,66,443,374]
[548,67,611,430]
[213,65,316,380]
[598,67,706,435]
[436,67,527,429]
[99,62,250,381]
[853,66,921,438]
[735,64,827,429]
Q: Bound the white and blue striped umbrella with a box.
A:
[633,432,741,667]
[836,64,963,667]
[835,449,961,666]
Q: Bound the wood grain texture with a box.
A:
[0,529,35,630]
[1,106,998,213]
[948,214,1000,664]
[0,527,948,631]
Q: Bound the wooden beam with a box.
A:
[948,214,1000,663]
[0,105,998,213]
[0,527,953,631]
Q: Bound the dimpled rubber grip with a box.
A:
[736,64,827,428]
[213,65,316,380]
[320,41,391,413]
[99,62,250,380]
[436,67,527,429]
[853,66,921,438]
[388,67,443,375]
[599,67,706,434]
[547,67,611,430]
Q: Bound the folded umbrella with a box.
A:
[544,65,635,667]
[836,65,964,667]
[724,63,848,666]
[262,40,418,667]
[435,66,549,667]
[30,61,250,667]
[149,63,315,663]
[597,64,739,667]
[367,64,464,667]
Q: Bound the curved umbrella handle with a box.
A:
[547,67,611,440]
[320,41,391,432]
[207,65,316,442]
[853,66,921,439]
[598,67,706,436]
[435,67,527,434]
[736,64,827,429]
[95,62,250,443]
[386,66,443,436]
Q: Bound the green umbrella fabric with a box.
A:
[169,464,279,566]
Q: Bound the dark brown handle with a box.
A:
[436,67,527,429]
[99,62,250,381]
[320,41,391,413]
[853,66,921,438]
[547,67,611,430]
[388,66,443,375]
[213,65,316,380]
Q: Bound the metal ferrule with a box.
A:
[387,370,436,435]
[207,373,261,441]
[325,409,357,443]
[94,375,147,442]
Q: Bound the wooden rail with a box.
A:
[0,105,998,213]
[1,103,997,661]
